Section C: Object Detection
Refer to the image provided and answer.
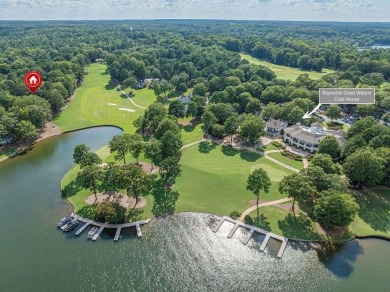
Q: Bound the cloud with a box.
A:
[0,0,386,21]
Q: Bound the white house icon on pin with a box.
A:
[29,76,38,85]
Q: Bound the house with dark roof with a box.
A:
[265,119,288,137]
[283,123,346,153]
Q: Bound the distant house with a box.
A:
[283,123,345,153]
[0,136,12,146]
[178,92,193,105]
[265,119,288,137]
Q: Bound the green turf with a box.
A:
[55,63,156,133]
[173,143,293,215]
[178,118,204,145]
[267,152,304,170]
[248,206,322,240]
[263,143,283,152]
[240,53,334,81]
[349,189,390,238]
[128,88,157,109]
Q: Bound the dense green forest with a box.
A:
[0,20,390,147]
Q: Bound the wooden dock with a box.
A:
[136,224,142,237]
[68,214,151,241]
[277,239,288,259]
[92,226,105,241]
[242,227,255,245]
[213,216,289,259]
[114,227,121,241]
[259,233,271,252]
[212,217,226,232]
[227,222,241,238]
[75,222,90,236]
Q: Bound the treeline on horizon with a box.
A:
[0,21,390,146]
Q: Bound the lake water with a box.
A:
[0,127,389,291]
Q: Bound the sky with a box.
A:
[0,0,389,22]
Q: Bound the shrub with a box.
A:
[230,211,240,219]
[95,201,126,224]
[272,141,283,148]
[244,215,254,225]
[295,156,303,161]
[281,150,288,156]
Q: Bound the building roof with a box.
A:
[284,124,346,146]
[311,122,323,129]
[266,119,287,128]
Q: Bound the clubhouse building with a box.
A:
[283,122,346,153]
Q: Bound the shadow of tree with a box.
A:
[221,145,239,156]
[314,240,364,278]
[278,213,322,240]
[198,141,217,154]
[253,214,271,231]
[61,179,83,198]
[127,208,145,222]
[181,123,196,133]
[105,83,116,90]
[239,150,261,162]
[353,190,390,232]
[151,179,180,216]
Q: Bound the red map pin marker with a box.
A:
[24,71,43,94]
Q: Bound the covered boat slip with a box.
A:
[213,215,288,259]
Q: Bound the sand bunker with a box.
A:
[119,108,135,112]
[107,103,116,106]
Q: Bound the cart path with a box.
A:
[238,197,292,222]
[117,86,147,109]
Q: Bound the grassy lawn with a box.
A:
[240,53,334,81]
[55,63,156,133]
[323,121,350,132]
[178,117,204,145]
[349,189,390,238]
[128,88,157,108]
[248,206,323,241]
[262,143,282,152]
[173,143,293,215]
[267,152,304,170]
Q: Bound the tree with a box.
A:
[119,164,150,208]
[356,104,376,118]
[155,117,180,139]
[313,193,359,229]
[246,168,271,219]
[343,134,367,158]
[193,83,207,96]
[287,106,305,124]
[109,134,131,164]
[81,152,102,168]
[211,124,225,139]
[159,130,183,159]
[186,101,198,118]
[77,165,103,202]
[101,162,121,195]
[73,144,90,165]
[326,105,342,121]
[344,148,386,187]
[144,140,162,173]
[224,115,239,144]
[279,173,317,214]
[202,110,217,134]
[261,102,279,120]
[160,156,182,186]
[168,100,185,118]
[318,136,341,160]
[246,98,262,114]
[95,201,126,224]
[239,115,265,145]
[311,153,338,174]
[14,120,38,145]
[129,134,145,164]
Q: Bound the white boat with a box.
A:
[87,227,98,239]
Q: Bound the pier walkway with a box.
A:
[71,213,151,241]
[213,215,288,259]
